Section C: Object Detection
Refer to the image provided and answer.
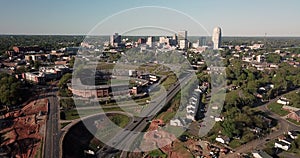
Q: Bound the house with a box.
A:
[288,131,299,139]
[250,127,262,134]
[252,150,272,158]
[282,105,300,112]
[275,140,290,151]
[277,97,289,105]
[278,137,292,145]
[287,110,300,122]
[214,117,224,122]
[215,136,230,144]
[170,118,185,127]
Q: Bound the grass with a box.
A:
[263,140,277,156]
[61,122,71,129]
[287,118,300,125]
[158,111,176,123]
[284,91,300,108]
[137,64,160,73]
[229,139,242,149]
[34,139,43,158]
[108,114,131,128]
[96,63,116,70]
[63,106,132,120]
[268,102,290,116]
[64,108,106,120]
[64,109,80,120]
[148,149,167,158]
[162,74,177,90]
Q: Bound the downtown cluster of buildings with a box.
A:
[88,27,223,52]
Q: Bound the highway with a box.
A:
[96,72,195,157]
[44,88,60,158]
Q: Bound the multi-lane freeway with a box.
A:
[96,72,195,157]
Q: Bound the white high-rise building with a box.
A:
[178,30,188,50]
[146,36,155,48]
[212,27,222,50]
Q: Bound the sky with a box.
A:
[0,0,300,36]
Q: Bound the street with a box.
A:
[44,88,60,158]
[227,88,300,157]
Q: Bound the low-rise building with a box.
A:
[277,97,289,105]
[287,110,300,122]
[22,72,45,84]
[215,136,230,144]
[252,150,272,158]
[288,131,299,139]
[275,140,290,151]
[170,118,186,127]
[282,105,300,112]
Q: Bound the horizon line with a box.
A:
[1,33,300,38]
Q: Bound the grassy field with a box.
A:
[157,110,176,123]
[162,74,177,90]
[287,118,300,125]
[284,91,300,108]
[229,139,242,149]
[108,114,131,128]
[63,106,134,120]
[64,108,106,120]
[96,63,116,70]
[268,102,290,116]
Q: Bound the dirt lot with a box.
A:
[0,98,48,158]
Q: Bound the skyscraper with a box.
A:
[178,30,187,40]
[146,36,155,48]
[178,30,188,50]
[212,27,222,50]
[199,37,207,47]
[110,33,121,47]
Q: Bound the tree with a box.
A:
[0,74,25,106]
[69,57,75,68]
[222,118,241,138]
[58,73,72,88]
[266,54,281,63]
[34,60,41,69]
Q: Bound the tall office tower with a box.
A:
[178,30,188,50]
[146,36,155,48]
[178,30,187,40]
[199,37,207,47]
[172,34,178,41]
[170,34,178,46]
[110,33,121,47]
[212,27,222,50]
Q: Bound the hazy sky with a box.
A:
[1,0,300,36]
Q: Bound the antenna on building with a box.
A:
[264,33,268,44]
[264,33,267,49]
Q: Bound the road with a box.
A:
[227,88,300,157]
[44,88,60,158]
[96,72,195,157]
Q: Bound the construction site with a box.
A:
[0,98,48,158]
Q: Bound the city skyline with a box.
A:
[0,0,300,36]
